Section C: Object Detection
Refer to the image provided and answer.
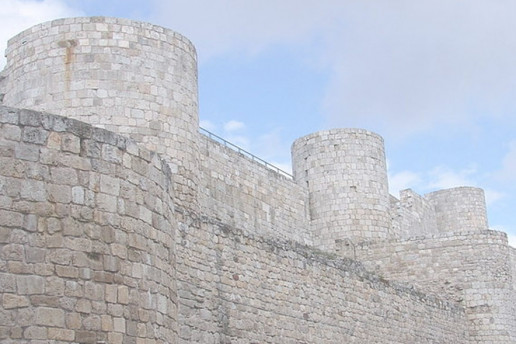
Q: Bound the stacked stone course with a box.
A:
[0,107,177,343]
[0,17,515,343]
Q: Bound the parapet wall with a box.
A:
[0,105,473,343]
[511,247,516,291]
[390,189,439,239]
[199,135,311,244]
[0,107,178,343]
[175,214,469,343]
[352,230,516,342]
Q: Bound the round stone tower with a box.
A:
[292,129,391,250]
[425,187,488,233]
[2,17,199,208]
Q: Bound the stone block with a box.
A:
[50,167,78,185]
[30,295,60,307]
[22,127,48,144]
[97,193,117,212]
[0,209,24,227]
[19,109,42,126]
[47,184,72,203]
[46,132,61,150]
[105,284,118,303]
[117,285,129,304]
[0,157,25,177]
[19,180,46,201]
[16,275,45,294]
[48,328,75,341]
[113,317,126,333]
[72,186,85,204]
[35,307,65,327]
[76,299,92,314]
[100,174,120,195]
[23,326,47,340]
[23,214,38,232]
[56,265,79,278]
[2,244,24,261]
[61,133,81,153]
[75,330,96,343]
[66,312,82,329]
[25,247,46,263]
[3,294,29,309]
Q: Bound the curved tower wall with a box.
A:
[0,107,178,343]
[2,17,199,208]
[426,187,488,233]
[292,129,391,250]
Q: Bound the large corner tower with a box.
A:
[2,17,200,208]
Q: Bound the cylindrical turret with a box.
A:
[2,17,199,208]
[292,129,391,250]
[425,187,488,233]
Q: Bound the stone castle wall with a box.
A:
[0,17,515,343]
[0,107,473,344]
[350,230,516,342]
[0,107,178,343]
[199,135,311,244]
[175,214,469,343]
[390,189,439,239]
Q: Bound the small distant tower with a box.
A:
[292,129,391,251]
[425,187,488,233]
[2,17,200,208]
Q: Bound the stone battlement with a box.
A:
[0,17,514,343]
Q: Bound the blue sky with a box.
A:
[1,0,515,245]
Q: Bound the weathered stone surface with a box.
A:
[0,16,514,344]
[3,294,30,309]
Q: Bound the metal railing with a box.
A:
[199,127,293,179]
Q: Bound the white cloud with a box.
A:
[0,0,83,68]
[508,234,516,248]
[320,1,516,137]
[426,165,477,190]
[199,119,216,132]
[150,1,516,138]
[223,120,245,132]
[388,170,422,195]
[151,0,337,60]
[483,189,505,207]
[269,161,292,175]
[226,135,250,150]
[496,141,516,181]
[387,164,504,206]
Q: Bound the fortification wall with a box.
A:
[1,16,200,209]
[0,107,178,343]
[0,70,6,103]
[350,230,516,343]
[1,16,515,344]
[175,214,469,343]
[511,247,516,291]
[390,189,439,239]
[198,135,311,244]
